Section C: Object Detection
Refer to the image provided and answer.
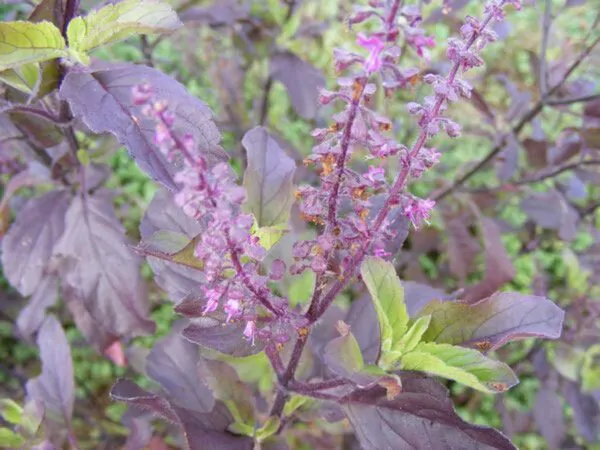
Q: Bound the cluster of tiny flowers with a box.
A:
[292,1,439,278]
[292,0,520,280]
[132,85,289,345]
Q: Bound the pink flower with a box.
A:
[243,320,257,345]
[357,33,385,73]
[404,198,435,229]
[224,298,242,322]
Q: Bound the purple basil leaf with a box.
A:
[417,291,564,351]
[496,133,520,182]
[523,137,548,168]
[270,51,325,120]
[180,0,250,26]
[140,189,205,303]
[59,62,227,190]
[562,381,600,442]
[28,0,66,29]
[26,315,74,428]
[110,379,253,450]
[310,305,347,366]
[345,295,380,365]
[533,383,566,449]
[52,191,155,338]
[15,275,59,340]
[445,213,480,283]
[462,217,516,304]
[10,109,64,149]
[62,293,119,353]
[242,126,296,227]
[521,189,579,241]
[2,189,70,296]
[146,326,214,413]
[342,372,516,450]
[181,316,264,357]
[403,281,448,316]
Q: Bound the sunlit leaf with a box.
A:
[400,342,518,393]
[67,0,182,56]
[0,21,67,71]
[360,256,408,355]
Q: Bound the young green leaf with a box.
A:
[393,315,432,355]
[0,63,39,94]
[67,0,182,56]
[0,428,25,448]
[256,416,280,441]
[400,342,518,393]
[360,256,408,354]
[0,21,67,71]
[0,399,23,425]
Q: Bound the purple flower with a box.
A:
[357,33,385,73]
[243,320,257,345]
[404,198,436,229]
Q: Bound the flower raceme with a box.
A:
[132,0,522,348]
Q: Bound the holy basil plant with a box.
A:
[4,0,595,448]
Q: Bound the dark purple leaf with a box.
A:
[52,191,154,338]
[462,217,516,304]
[342,372,516,450]
[62,293,118,353]
[417,291,564,351]
[26,315,74,427]
[469,88,495,123]
[16,275,59,340]
[521,190,579,241]
[146,327,214,413]
[563,381,600,442]
[533,383,566,449]
[242,126,296,227]
[181,316,263,357]
[110,380,253,450]
[28,0,66,29]
[2,189,70,296]
[445,213,480,283]
[496,133,520,182]
[559,174,587,201]
[10,110,63,148]
[60,63,227,190]
[549,129,583,164]
[309,305,346,363]
[523,137,548,169]
[403,281,448,316]
[345,296,379,365]
[180,0,249,26]
[270,51,325,120]
[140,189,205,303]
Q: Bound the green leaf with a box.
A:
[66,0,182,54]
[400,342,518,393]
[360,256,408,355]
[0,21,67,71]
[581,344,600,393]
[0,399,22,425]
[140,230,204,270]
[256,416,280,441]
[283,395,311,417]
[393,315,432,354]
[287,270,315,307]
[253,222,288,251]
[217,352,275,393]
[0,427,25,448]
[0,63,39,93]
